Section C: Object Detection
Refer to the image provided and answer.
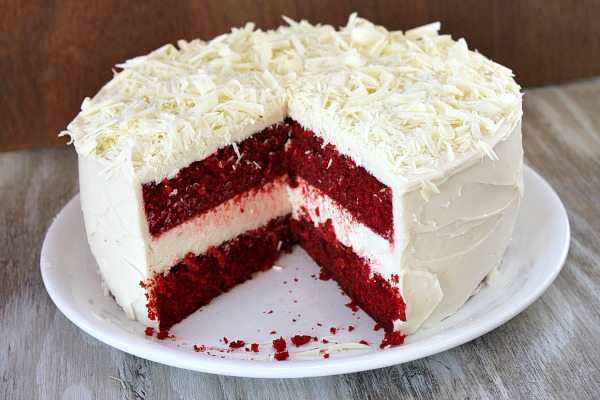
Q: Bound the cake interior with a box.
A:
[141,119,403,333]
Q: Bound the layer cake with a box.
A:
[63,15,523,340]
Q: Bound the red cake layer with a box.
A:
[291,216,406,331]
[142,124,290,237]
[142,216,294,331]
[287,122,394,241]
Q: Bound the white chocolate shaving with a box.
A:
[62,14,522,186]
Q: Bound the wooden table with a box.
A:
[2,78,599,399]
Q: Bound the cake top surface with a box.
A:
[63,14,522,185]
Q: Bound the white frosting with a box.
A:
[70,15,524,335]
[79,155,150,324]
[403,122,523,329]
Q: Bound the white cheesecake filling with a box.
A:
[149,176,291,273]
[287,177,397,279]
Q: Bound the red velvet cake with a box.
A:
[63,15,523,342]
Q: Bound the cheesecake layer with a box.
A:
[149,176,291,273]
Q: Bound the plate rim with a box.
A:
[40,165,570,378]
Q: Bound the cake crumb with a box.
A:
[229,340,245,349]
[290,335,312,347]
[379,331,406,349]
[319,270,331,281]
[193,344,207,352]
[157,330,172,340]
[272,337,287,352]
[207,246,226,268]
[274,351,289,361]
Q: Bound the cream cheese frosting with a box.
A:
[69,14,523,335]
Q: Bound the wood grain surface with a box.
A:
[1,78,599,399]
[2,0,600,153]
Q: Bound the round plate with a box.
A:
[40,165,569,378]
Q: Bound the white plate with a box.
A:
[41,165,569,378]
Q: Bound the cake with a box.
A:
[62,15,523,340]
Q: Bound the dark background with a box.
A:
[2,0,599,152]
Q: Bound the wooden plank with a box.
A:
[1,1,600,150]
